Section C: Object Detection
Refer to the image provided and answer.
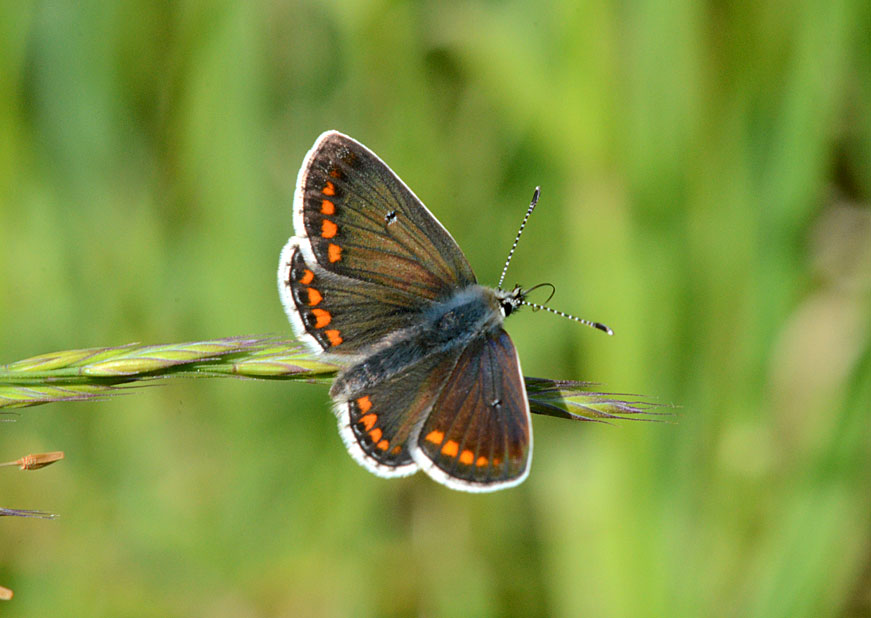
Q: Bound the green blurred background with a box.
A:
[2,1,870,616]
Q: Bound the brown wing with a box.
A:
[414,329,531,492]
[294,131,477,300]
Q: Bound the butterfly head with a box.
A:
[495,285,526,318]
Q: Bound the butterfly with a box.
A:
[278,131,604,492]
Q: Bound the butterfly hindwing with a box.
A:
[334,346,465,478]
[294,131,477,301]
[414,329,531,492]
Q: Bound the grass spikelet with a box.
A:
[1,338,658,419]
[525,378,669,422]
[0,337,338,410]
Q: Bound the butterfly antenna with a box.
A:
[498,186,540,290]
[523,282,556,305]
[520,299,614,335]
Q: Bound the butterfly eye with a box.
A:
[499,296,520,317]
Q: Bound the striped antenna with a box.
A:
[498,186,540,290]
[521,299,614,335]
[498,187,612,336]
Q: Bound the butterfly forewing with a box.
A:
[415,329,531,491]
[296,131,477,300]
[279,239,430,353]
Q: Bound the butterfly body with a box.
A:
[279,131,531,492]
[331,285,505,399]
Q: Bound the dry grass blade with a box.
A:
[0,451,65,471]
[0,507,57,519]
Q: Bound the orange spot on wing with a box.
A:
[369,428,383,443]
[311,308,331,328]
[321,219,338,238]
[325,329,342,346]
[459,450,474,465]
[327,243,342,263]
[357,396,372,413]
[391,445,402,455]
[476,456,489,467]
[322,181,335,196]
[376,440,389,451]
[306,287,323,306]
[425,430,444,445]
[359,413,376,431]
[299,269,314,285]
[329,167,341,178]
[321,199,335,215]
[441,440,459,457]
